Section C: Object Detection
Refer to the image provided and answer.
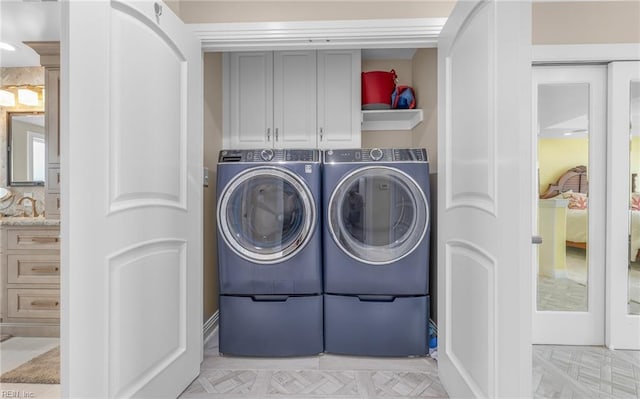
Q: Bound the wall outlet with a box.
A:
[203,167,209,187]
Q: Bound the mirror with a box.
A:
[536,82,590,312]
[7,111,45,186]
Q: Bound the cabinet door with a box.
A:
[227,52,273,149]
[317,50,361,149]
[273,51,317,148]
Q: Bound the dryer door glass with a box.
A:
[328,166,429,265]
[218,167,315,264]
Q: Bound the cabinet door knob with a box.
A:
[275,128,279,141]
[319,127,324,141]
[266,128,271,142]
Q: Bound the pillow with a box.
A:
[632,193,640,211]
[566,192,588,210]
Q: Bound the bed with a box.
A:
[541,165,640,261]
[540,166,589,249]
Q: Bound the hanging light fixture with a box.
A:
[17,88,38,106]
[0,89,15,106]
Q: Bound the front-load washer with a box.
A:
[322,148,431,356]
[216,148,323,356]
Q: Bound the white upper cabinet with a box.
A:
[224,50,361,149]
[317,50,361,149]
[273,51,317,148]
[225,52,273,148]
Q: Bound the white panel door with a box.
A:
[61,1,203,397]
[317,50,361,149]
[608,61,640,350]
[226,51,273,149]
[532,66,606,345]
[273,51,317,148]
[437,1,532,398]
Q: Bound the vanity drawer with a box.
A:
[7,229,60,250]
[8,288,60,319]
[45,194,61,219]
[7,254,60,284]
[47,167,61,193]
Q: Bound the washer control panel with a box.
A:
[219,149,319,163]
[324,148,428,163]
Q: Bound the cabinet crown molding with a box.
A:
[192,18,446,51]
[24,41,60,68]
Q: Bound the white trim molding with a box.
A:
[533,44,640,64]
[190,18,447,51]
[203,310,219,345]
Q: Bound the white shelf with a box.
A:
[361,109,424,131]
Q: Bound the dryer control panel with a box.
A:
[219,149,320,163]
[324,148,429,163]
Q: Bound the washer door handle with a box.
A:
[251,295,290,302]
[357,295,396,303]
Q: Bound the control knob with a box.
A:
[260,149,274,161]
[370,148,384,161]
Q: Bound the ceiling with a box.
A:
[0,1,61,68]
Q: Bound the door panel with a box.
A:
[62,1,203,397]
[437,1,532,397]
[110,4,185,210]
[532,66,606,345]
[608,61,640,349]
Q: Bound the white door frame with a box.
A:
[532,44,640,348]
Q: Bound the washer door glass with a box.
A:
[328,166,428,265]
[218,167,315,264]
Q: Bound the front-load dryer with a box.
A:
[216,149,323,356]
[322,148,431,356]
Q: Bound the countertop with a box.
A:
[0,217,61,226]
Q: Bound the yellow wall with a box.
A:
[538,137,588,195]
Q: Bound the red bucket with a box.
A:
[361,69,397,110]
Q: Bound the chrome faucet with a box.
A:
[17,196,39,217]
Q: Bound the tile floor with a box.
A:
[2,335,639,398]
[532,345,640,399]
[180,334,446,398]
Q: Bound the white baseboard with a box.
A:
[203,310,219,345]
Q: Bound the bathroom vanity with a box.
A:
[0,217,60,337]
